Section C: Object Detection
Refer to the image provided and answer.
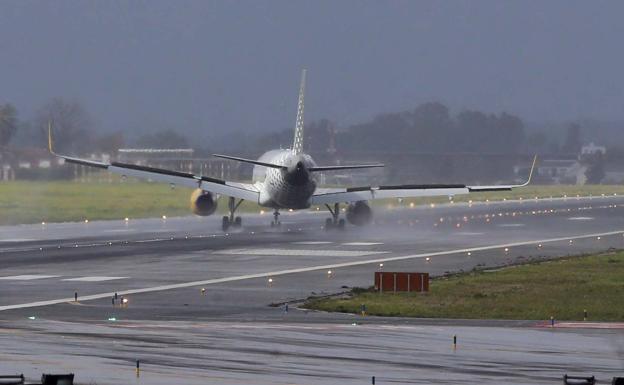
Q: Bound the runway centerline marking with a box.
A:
[215,248,386,257]
[1,229,623,312]
[0,275,60,281]
[61,276,129,282]
[341,242,384,246]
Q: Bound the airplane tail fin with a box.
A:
[292,69,306,154]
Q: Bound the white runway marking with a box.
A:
[216,248,386,257]
[341,242,384,246]
[292,241,333,245]
[62,276,128,282]
[1,229,624,312]
[498,224,525,227]
[568,217,595,221]
[0,275,59,281]
[0,238,36,243]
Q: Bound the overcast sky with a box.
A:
[1,1,623,138]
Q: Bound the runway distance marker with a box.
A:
[1,229,624,312]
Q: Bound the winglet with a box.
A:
[522,155,538,186]
[47,121,55,154]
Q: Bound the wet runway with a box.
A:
[1,195,624,384]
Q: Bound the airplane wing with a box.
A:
[48,127,259,202]
[310,156,536,205]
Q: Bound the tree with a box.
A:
[584,152,605,184]
[36,98,92,154]
[497,112,526,153]
[562,123,582,154]
[94,131,125,154]
[0,104,18,147]
[527,132,548,154]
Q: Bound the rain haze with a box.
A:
[4,3,624,385]
[2,1,624,140]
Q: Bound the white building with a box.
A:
[581,142,606,155]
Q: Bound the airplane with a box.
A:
[48,70,536,231]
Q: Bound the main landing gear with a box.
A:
[222,197,244,231]
[270,209,281,227]
[325,203,345,230]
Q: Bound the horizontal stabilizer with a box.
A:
[212,154,287,170]
[309,164,385,172]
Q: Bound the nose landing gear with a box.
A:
[270,209,281,227]
[222,197,244,231]
[324,203,345,230]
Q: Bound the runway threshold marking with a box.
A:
[1,229,623,312]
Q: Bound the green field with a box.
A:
[1,180,624,225]
[305,251,624,321]
[0,180,195,225]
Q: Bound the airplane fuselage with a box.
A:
[252,150,318,209]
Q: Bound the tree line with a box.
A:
[0,98,191,155]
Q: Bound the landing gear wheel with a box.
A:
[222,216,230,231]
[271,209,281,228]
[325,203,346,231]
[222,197,244,232]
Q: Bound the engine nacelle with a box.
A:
[190,189,217,216]
[346,201,372,226]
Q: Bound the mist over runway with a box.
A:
[1,196,624,384]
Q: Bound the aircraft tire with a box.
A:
[222,216,230,231]
[234,216,242,227]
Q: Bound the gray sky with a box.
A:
[1,0,623,138]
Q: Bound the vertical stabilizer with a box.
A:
[292,69,306,154]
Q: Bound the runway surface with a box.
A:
[1,195,624,384]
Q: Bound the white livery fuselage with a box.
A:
[253,150,318,209]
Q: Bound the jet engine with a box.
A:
[346,201,372,226]
[190,189,217,216]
